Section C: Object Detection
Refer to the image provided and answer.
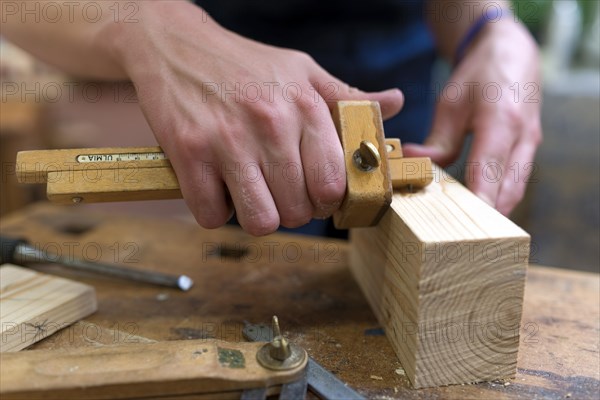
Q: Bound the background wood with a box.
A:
[0,101,47,216]
[0,203,597,399]
[0,264,97,352]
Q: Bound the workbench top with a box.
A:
[1,203,598,399]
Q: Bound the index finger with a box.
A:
[465,121,518,210]
[495,139,539,215]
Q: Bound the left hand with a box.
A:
[403,18,542,215]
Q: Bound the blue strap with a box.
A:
[454,7,511,66]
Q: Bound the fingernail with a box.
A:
[226,208,236,222]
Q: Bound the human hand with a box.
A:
[403,18,542,215]
[115,1,404,235]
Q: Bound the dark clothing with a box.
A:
[195,0,436,142]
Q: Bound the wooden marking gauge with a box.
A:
[0,338,306,399]
[10,97,534,391]
[16,101,432,229]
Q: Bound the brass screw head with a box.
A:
[270,335,291,361]
[256,316,306,371]
[354,140,381,171]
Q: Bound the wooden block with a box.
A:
[332,101,392,229]
[384,139,434,189]
[0,339,306,399]
[0,264,97,352]
[350,166,530,388]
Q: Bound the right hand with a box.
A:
[112,1,405,235]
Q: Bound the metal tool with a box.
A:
[0,235,193,291]
[241,316,309,400]
[244,318,366,400]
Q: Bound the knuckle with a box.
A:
[250,101,287,142]
[504,104,524,131]
[295,93,319,115]
[174,129,214,159]
[288,50,314,65]
[243,215,279,236]
[311,179,345,211]
[279,203,313,228]
[216,122,245,152]
[196,215,226,230]
[530,122,543,146]
[193,207,231,230]
[187,138,213,158]
[251,99,281,122]
[438,96,462,116]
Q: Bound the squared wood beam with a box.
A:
[350,167,529,388]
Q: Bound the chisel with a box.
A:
[0,235,193,291]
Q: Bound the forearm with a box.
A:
[426,0,512,62]
[0,0,200,80]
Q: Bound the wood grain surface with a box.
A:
[351,165,531,387]
[46,168,181,204]
[1,339,305,399]
[0,264,97,352]
[0,203,597,399]
[16,147,170,183]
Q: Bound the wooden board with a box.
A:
[0,264,97,352]
[0,339,306,400]
[0,204,597,399]
[350,166,530,388]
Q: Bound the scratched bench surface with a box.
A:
[1,203,598,399]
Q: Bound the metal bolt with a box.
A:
[353,141,381,172]
[269,316,291,361]
[256,315,306,371]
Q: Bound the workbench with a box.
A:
[1,203,598,399]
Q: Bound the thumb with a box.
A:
[402,97,469,166]
[309,65,404,120]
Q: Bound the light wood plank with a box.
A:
[0,339,306,400]
[16,147,170,183]
[46,168,181,204]
[350,166,530,388]
[0,264,97,352]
